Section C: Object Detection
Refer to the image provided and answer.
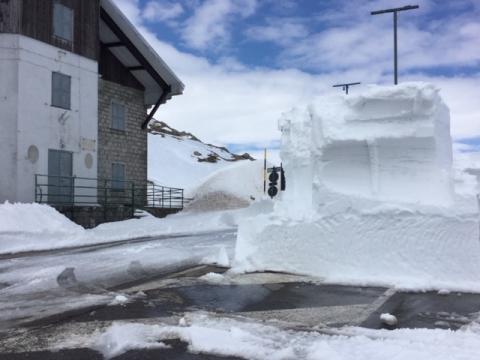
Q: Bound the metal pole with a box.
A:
[131,183,135,217]
[394,11,398,85]
[263,148,267,194]
[72,176,76,206]
[371,5,418,85]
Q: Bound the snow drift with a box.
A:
[186,160,265,211]
[234,83,480,291]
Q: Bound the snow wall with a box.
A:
[234,83,480,291]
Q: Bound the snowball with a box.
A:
[110,295,129,306]
[380,313,398,326]
[200,272,226,283]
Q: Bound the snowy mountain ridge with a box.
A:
[149,120,254,164]
[147,120,255,191]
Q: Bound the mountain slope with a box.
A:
[147,120,254,191]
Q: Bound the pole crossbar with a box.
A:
[371,5,419,15]
[333,82,361,95]
[371,5,419,85]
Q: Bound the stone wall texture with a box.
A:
[97,79,147,186]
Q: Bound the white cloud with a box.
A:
[114,0,480,156]
[142,1,184,23]
[245,18,309,46]
[181,0,257,50]
[248,0,480,76]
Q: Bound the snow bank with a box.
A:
[85,313,480,360]
[0,202,239,254]
[186,160,264,211]
[0,202,83,235]
[234,83,480,291]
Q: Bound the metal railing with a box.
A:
[34,174,184,210]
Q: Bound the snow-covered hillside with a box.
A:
[148,120,254,191]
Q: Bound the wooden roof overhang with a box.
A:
[100,0,184,129]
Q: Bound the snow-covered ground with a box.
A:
[0,229,236,327]
[55,312,480,359]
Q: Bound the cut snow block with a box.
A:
[234,83,480,291]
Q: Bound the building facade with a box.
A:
[0,0,184,207]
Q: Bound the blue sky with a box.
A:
[116,0,480,158]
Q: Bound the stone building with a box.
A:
[0,0,184,222]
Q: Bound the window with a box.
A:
[53,2,73,42]
[111,102,126,131]
[112,163,125,190]
[51,72,71,109]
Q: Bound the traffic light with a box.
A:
[268,168,279,198]
[280,165,286,191]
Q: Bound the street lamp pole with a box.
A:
[332,82,361,95]
[371,5,419,85]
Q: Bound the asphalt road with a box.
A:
[1,229,480,359]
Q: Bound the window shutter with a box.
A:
[51,72,71,109]
[112,163,125,190]
[53,3,73,42]
[111,103,126,130]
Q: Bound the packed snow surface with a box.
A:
[234,83,480,291]
[77,313,480,359]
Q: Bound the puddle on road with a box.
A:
[68,281,386,323]
[362,291,480,330]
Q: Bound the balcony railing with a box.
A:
[34,174,185,210]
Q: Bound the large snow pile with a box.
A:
[186,160,265,211]
[234,83,480,291]
[148,120,254,191]
[0,202,83,239]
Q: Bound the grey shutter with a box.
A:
[53,3,73,41]
[52,73,60,107]
[52,72,71,109]
[112,163,125,190]
[111,103,125,130]
[48,150,73,204]
[62,74,71,109]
